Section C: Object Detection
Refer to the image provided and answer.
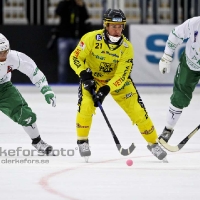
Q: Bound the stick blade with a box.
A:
[116,143,136,156]
[158,138,180,152]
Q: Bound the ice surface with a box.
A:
[0,86,200,200]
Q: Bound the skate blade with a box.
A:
[162,157,168,163]
[84,156,89,163]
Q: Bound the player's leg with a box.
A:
[76,84,96,160]
[23,123,53,155]
[0,82,53,155]
[111,79,167,160]
[159,52,200,142]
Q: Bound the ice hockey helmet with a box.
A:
[103,9,126,28]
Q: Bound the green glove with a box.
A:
[41,86,56,107]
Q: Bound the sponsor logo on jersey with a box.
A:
[124,92,134,99]
[24,117,32,125]
[123,66,129,77]
[101,51,119,58]
[192,55,197,60]
[79,41,85,50]
[41,76,47,83]
[113,66,129,87]
[186,56,200,69]
[92,52,105,60]
[126,58,133,64]
[35,76,47,88]
[123,42,129,48]
[99,62,115,73]
[115,80,131,93]
[96,34,102,41]
[167,40,177,51]
[7,66,12,73]
[74,48,81,58]
[113,78,123,87]
[141,126,154,135]
[194,31,198,42]
[72,56,81,68]
[76,123,89,128]
[93,72,103,77]
[33,67,39,76]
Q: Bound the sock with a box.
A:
[166,103,182,129]
[23,122,40,140]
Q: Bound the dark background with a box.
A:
[0,25,129,84]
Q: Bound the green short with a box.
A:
[0,82,36,126]
[171,51,200,109]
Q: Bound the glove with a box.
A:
[159,53,173,74]
[93,85,110,107]
[80,68,96,94]
[41,85,56,107]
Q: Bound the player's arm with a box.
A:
[70,33,96,94]
[164,19,192,56]
[159,18,193,74]
[70,33,93,76]
[16,52,56,107]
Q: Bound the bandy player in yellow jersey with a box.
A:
[70,9,167,162]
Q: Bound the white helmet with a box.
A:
[0,33,10,51]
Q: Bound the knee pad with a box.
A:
[171,89,191,109]
[12,107,37,126]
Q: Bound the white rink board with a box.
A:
[129,25,187,85]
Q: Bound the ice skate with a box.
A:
[77,140,91,162]
[147,143,168,162]
[159,127,174,143]
[32,140,53,156]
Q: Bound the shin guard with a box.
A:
[137,117,158,144]
[76,112,92,140]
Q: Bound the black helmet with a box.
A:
[103,9,126,28]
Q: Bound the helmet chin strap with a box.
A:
[107,33,121,43]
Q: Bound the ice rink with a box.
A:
[1,85,200,200]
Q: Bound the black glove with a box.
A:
[93,85,110,107]
[80,68,96,94]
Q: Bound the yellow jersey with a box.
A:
[70,29,134,92]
